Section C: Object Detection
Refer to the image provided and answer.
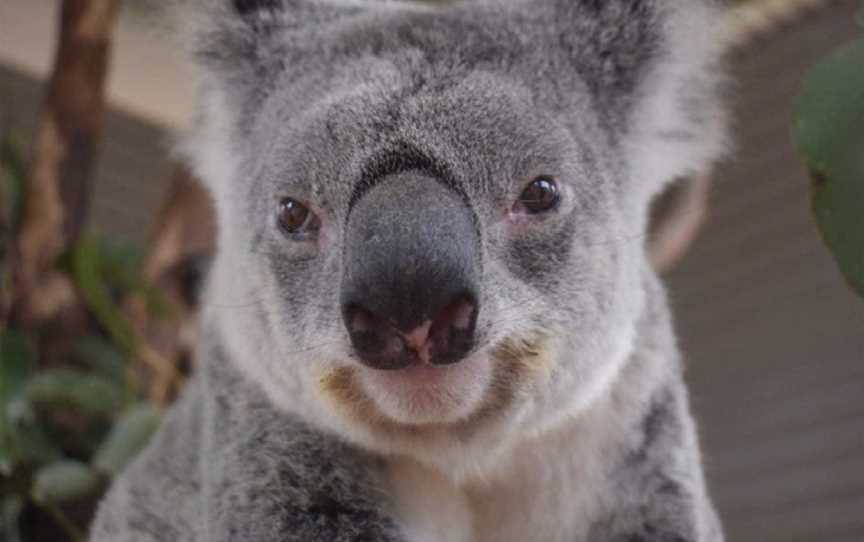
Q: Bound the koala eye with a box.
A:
[277,198,320,237]
[516,177,560,214]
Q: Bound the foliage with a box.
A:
[1,137,26,311]
[1,140,163,541]
[794,17,864,298]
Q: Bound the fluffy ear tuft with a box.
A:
[182,0,306,69]
[625,0,730,196]
[170,0,381,198]
[232,0,283,15]
[166,0,361,79]
[534,0,729,193]
[173,0,439,93]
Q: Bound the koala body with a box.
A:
[92,1,728,540]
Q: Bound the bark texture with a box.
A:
[12,0,119,326]
[649,176,712,273]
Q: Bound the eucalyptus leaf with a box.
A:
[794,38,864,298]
[95,235,145,293]
[31,460,104,505]
[93,404,161,477]
[1,331,42,475]
[93,235,172,319]
[0,331,34,403]
[1,495,24,542]
[0,138,25,232]
[137,279,173,320]
[1,404,61,475]
[72,236,138,353]
[72,336,128,383]
[26,369,124,417]
[0,441,10,476]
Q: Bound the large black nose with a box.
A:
[341,171,480,371]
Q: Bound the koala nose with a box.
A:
[341,171,480,371]
[344,294,478,370]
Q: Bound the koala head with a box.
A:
[180,0,726,480]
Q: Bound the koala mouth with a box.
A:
[319,334,551,429]
[329,165,551,428]
[355,349,492,426]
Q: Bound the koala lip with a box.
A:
[355,349,494,426]
[370,359,457,383]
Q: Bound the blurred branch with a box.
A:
[140,167,215,284]
[724,0,841,50]
[648,176,712,273]
[11,0,119,327]
[125,166,215,404]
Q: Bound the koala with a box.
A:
[91,0,728,541]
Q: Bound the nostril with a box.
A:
[431,295,477,334]
[342,296,478,369]
[344,305,410,370]
[428,295,478,366]
[347,306,374,334]
[449,297,477,331]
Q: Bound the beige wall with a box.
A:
[0,0,194,129]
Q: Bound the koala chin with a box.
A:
[92,1,729,541]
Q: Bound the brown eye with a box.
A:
[277,198,318,236]
[517,177,560,214]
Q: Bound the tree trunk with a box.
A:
[12,0,119,326]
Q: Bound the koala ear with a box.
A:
[541,0,665,119]
[171,0,404,199]
[175,0,357,76]
[532,0,729,194]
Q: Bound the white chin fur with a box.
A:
[358,353,494,426]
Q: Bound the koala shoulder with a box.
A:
[89,377,206,541]
[200,349,405,542]
[91,347,405,542]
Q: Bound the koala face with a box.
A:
[185,0,725,479]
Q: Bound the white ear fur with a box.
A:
[172,0,438,48]
[626,2,729,199]
[177,85,239,219]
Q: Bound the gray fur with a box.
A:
[91,331,403,541]
[92,1,728,540]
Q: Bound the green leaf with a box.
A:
[0,331,34,404]
[72,336,127,383]
[26,369,124,417]
[31,460,104,505]
[94,236,144,293]
[8,418,61,472]
[0,331,43,475]
[1,495,24,542]
[137,279,173,320]
[0,139,25,185]
[0,138,26,232]
[0,393,62,475]
[93,235,172,319]
[794,38,864,298]
[0,405,61,476]
[71,236,138,353]
[93,404,160,477]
